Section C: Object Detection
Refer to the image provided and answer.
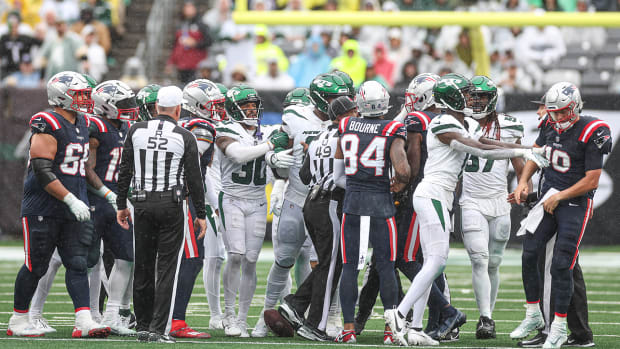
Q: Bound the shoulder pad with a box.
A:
[579,119,611,145]
[282,105,311,122]
[89,116,108,134]
[499,114,524,133]
[216,123,242,139]
[184,118,216,134]
[338,116,351,135]
[405,111,432,133]
[29,112,61,134]
[429,113,465,135]
[382,120,406,138]
[192,127,214,144]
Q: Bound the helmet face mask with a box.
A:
[405,73,439,113]
[68,88,94,113]
[225,85,263,127]
[465,76,498,120]
[47,72,95,113]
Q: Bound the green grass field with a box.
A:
[0,247,619,348]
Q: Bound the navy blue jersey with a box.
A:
[88,116,129,193]
[339,116,407,217]
[536,115,612,199]
[404,110,437,186]
[21,111,90,220]
[180,117,216,177]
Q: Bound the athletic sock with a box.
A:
[204,257,224,317]
[264,262,291,309]
[105,260,133,317]
[223,253,243,317]
[238,258,257,322]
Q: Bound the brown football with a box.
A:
[264,309,295,337]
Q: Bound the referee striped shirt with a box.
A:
[116,115,206,218]
[304,125,339,190]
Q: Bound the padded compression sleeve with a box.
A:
[449,139,525,160]
[31,158,57,187]
[204,171,219,209]
[334,159,346,189]
[224,141,273,164]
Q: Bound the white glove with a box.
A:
[268,149,296,168]
[105,191,118,211]
[532,146,547,155]
[523,149,550,168]
[292,144,305,168]
[91,185,118,210]
[270,179,286,216]
[63,193,91,222]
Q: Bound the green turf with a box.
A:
[0,249,619,348]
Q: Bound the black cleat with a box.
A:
[518,331,547,347]
[353,312,371,335]
[278,300,304,330]
[148,332,176,343]
[136,330,150,342]
[441,328,460,342]
[476,316,496,339]
[436,308,466,339]
[565,334,595,347]
[297,324,334,342]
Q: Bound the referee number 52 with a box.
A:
[147,135,168,150]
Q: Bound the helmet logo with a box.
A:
[562,84,576,97]
[313,79,333,88]
[97,84,118,95]
[53,75,73,85]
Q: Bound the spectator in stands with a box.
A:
[330,39,367,87]
[0,9,34,36]
[36,9,59,43]
[2,54,41,88]
[373,43,395,87]
[85,0,113,28]
[37,18,83,80]
[288,35,331,88]
[0,11,42,77]
[39,0,80,23]
[561,0,607,50]
[498,60,534,93]
[254,58,295,90]
[364,63,389,88]
[230,64,251,84]
[438,67,453,76]
[357,0,387,58]
[120,56,148,90]
[516,25,566,67]
[72,6,111,54]
[274,0,308,46]
[166,0,213,84]
[218,3,255,86]
[386,28,411,84]
[203,0,232,38]
[455,28,473,68]
[434,50,471,76]
[411,41,435,74]
[320,30,340,58]
[197,58,221,82]
[253,25,289,77]
[393,59,418,92]
[505,0,530,11]
[78,24,107,82]
[397,0,432,10]
[488,48,503,82]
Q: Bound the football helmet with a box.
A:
[433,73,472,112]
[356,81,390,118]
[405,73,440,113]
[332,70,355,98]
[136,84,160,121]
[466,75,498,120]
[92,80,139,121]
[283,87,311,108]
[544,81,582,132]
[309,73,349,115]
[47,71,94,113]
[183,79,226,121]
[225,84,263,127]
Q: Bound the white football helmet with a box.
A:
[182,79,226,121]
[356,81,390,118]
[405,73,440,113]
[92,80,139,121]
[544,81,583,132]
[47,71,94,113]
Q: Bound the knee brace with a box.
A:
[227,253,243,269]
[551,241,577,277]
[64,254,88,272]
[488,254,502,270]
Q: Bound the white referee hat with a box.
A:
[157,86,185,107]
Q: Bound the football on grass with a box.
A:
[264,309,295,337]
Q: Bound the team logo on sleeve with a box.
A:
[594,134,610,149]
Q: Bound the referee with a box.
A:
[116,86,207,343]
[278,96,357,341]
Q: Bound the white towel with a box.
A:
[358,216,371,270]
[516,188,559,237]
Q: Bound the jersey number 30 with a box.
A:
[341,134,386,176]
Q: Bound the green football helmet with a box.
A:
[309,74,349,115]
[225,84,262,127]
[467,75,498,120]
[433,73,472,112]
[283,87,311,108]
[216,83,228,96]
[332,70,355,98]
[82,74,98,88]
[136,84,160,121]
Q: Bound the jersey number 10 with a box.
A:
[341,134,386,176]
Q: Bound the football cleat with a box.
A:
[7,314,45,337]
[442,328,460,342]
[326,312,343,339]
[476,316,496,339]
[208,314,224,330]
[72,311,111,338]
[407,328,439,346]
[384,309,407,346]
[223,316,241,337]
[169,319,210,339]
[436,308,466,339]
[278,301,304,330]
[518,331,547,347]
[119,310,136,329]
[297,324,333,342]
[334,330,357,343]
[136,330,150,342]
[543,321,568,348]
[102,311,135,336]
[565,334,595,347]
[238,321,249,338]
[252,312,269,338]
[511,310,545,340]
[384,330,394,345]
[148,332,176,343]
[30,316,56,334]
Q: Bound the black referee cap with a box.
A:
[328,96,356,121]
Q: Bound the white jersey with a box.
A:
[414,113,472,206]
[216,121,279,200]
[281,104,331,207]
[460,114,524,216]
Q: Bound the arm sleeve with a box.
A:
[183,131,207,219]
[334,158,346,189]
[584,126,612,171]
[116,128,136,210]
[204,171,219,208]
[224,141,272,164]
[299,154,311,185]
[449,139,525,160]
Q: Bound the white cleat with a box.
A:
[72,311,111,338]
[209,314,224,330]
[407,328,439,346]
[101,312,136,336]
[251,312,268,338]
[238,321,249,338]
[30,316,56,334]
[7,314,45,337]
[384,309,407,346]
[326,312,343,339]
[543,321,568,348]
[510,310,545,340]
[224,316,241,337]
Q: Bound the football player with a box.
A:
[216,85,285,337]
[136,84,161,121]
[282,87,312,108]
[459,76,529,339]
[333,81,410,344]
[87,80,139,336]
[257,73,349,336]
[8,71,111,338]
[386,74,548,346]
[511,82,611,348]
[169,79,222,338]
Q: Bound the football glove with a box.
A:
[523,149,550,168]
[268,131,290,150]
[268,149,296,168]
[63,193,91,222]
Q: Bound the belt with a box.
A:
[144,190,175,199]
